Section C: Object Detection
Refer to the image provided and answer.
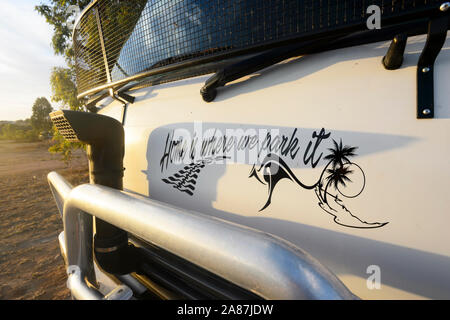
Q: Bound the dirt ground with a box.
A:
[0,140,88,300]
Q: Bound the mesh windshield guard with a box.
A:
[74,0,444,98]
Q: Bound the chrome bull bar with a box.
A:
[48,171,357,300]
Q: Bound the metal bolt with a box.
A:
[422,67,430,73]
[440,2,450,11]
[422,109,431,115]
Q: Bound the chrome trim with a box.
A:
[58,231,67,266]
[61,231,136,299]
[48,171,357,300]
[67,265,103,300]
[49,172,133,300]
[71,0,99,40]
[48,172,72,216]
[103,284,133,300]
[76,58,213,99]
[117,274,148,296]
[95,245,121,253]
[93,6,112,85]
[63,192,96,286]
[66,265,133,300]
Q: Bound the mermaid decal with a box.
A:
[250,139,388,229]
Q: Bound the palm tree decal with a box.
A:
[323,165,353,205]
[318,139,357,204]
[324,139,357,168]
[251,139,388,229]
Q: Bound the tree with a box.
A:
[323,139,358,169]
[323,165,353,205]
[50,67,83,111]
[31,97,53,133]
[47,67,85,164]
[36,1,90,164]
[0,120,37,142]
[35,0,91,64]
[36,0,89,109]
[36,0,88,111]
[318,139,358,202]
[36,0,146,163]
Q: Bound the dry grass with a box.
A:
[0,140,88,299]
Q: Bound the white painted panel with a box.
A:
[100,35,450,299]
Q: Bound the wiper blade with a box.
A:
[200,37,339,102]
[199,13,447,102]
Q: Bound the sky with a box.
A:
[0,0,66,121]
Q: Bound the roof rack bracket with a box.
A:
[115,91,135,104]
[382,33,408,70]
[416,14,448,119]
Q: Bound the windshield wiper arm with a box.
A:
[200,34,348,102]
[199,12,445,103]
